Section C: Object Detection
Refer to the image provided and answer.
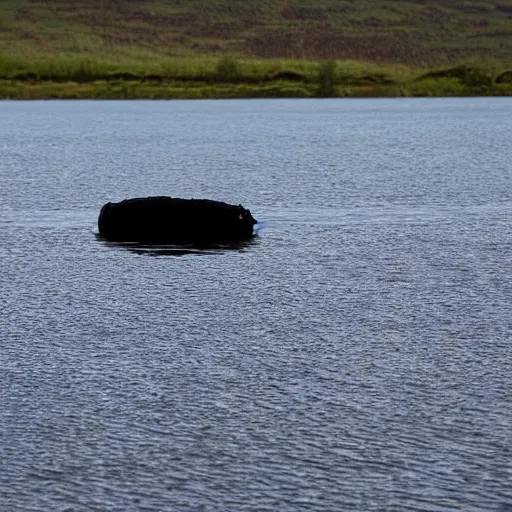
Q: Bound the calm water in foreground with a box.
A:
[1,98,511,511]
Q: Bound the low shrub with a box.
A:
[317,59,337,97]
[215,56,240,82]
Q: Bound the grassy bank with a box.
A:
[1,54,511,99]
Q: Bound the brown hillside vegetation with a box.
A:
[1,0,511,64]
[1,1,511,98]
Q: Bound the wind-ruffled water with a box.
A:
[1,98,511,511]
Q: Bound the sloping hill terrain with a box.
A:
[1,0,511,64]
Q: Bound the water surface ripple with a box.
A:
[1,99,511,511]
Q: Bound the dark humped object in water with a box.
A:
[98,196,257,244]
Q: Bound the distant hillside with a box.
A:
[1,0,511,65]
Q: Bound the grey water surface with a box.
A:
[1,98,511,511]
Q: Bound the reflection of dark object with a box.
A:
[98,196,257,243]
[96,236,258,257]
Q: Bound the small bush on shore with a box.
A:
[317,60,337,97]
[215,56,240,82]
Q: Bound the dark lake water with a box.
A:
[1,98,511,511]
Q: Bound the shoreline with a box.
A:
[2,57,511,99]
[2,80,511,100]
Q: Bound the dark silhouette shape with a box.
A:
[418,65,472,81]
[496,71,512,84]
[273,71,305,81]
[98,196,257,244]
